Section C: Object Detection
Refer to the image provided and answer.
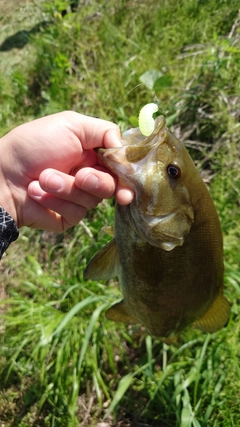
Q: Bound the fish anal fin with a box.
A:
[193,292,230,333]
[84,239,119,280]
[106,300,138,324]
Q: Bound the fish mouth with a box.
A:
[95,146,137,187]
[95,115,167,170]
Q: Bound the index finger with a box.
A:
[68,112,122,149]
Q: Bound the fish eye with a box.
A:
[167,164,181,179]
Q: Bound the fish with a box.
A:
[84,115,230,338]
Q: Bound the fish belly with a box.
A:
[116,231,222,338]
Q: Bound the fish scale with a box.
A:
[84,116,230,338]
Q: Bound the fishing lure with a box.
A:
[138,103,158,136]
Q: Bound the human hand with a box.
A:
[0,111,134,231]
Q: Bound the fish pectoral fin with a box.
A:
[192,292,230,333]
[84,239,119,280]
[106,300,138,324]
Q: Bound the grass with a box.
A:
[0,0,240,426]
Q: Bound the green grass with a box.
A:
[0,0,240,426]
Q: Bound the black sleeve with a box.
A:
[0,207,19,259]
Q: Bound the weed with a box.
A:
[0,0,240,426]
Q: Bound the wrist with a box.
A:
[0,135,18,226]
[0,206,19,259]
[0,181,17,225]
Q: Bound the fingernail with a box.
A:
[124,189,134,204]
[81,174,99,191]
[28,181,45,199]
[45,172,64,192]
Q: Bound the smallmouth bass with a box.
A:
[84,115,230,338]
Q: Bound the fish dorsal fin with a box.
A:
[192,292,230,333]
[84,239,119,280]
[106,300,138,324]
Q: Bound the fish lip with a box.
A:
[95,115,166,156]
[94,147,123,156]
[94,146,137,187]
[94,147,106,155]
[141,115,166,146]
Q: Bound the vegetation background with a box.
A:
[0,0,240,426]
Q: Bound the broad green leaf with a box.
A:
[139,70,163,90]
[153,75,173,91]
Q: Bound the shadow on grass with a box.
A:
[0,0,80,52]
[0,22,48,52]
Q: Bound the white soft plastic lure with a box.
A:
[138,103,158,136]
